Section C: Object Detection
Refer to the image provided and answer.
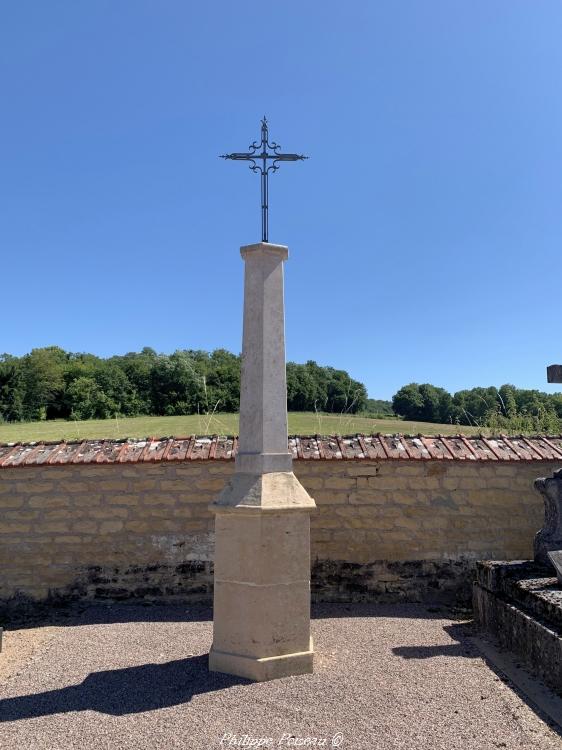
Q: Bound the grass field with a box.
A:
[0,412,481,444]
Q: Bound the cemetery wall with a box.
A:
[0,457,556,612]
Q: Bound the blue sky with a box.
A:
[1,1,561,400]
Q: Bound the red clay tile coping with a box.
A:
[1,435,562,468]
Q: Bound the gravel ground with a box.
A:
[0,603,560,750]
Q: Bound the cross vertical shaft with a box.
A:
[261,169,268,243]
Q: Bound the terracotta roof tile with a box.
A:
[0,434,561,469]
[361,436,389,460]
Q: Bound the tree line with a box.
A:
[4,347,554,431]
[0,347,368,423]
[392,382,562,432]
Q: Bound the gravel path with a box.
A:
[0,603,560,750]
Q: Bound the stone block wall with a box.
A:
[0,458,557,611]
[302,459,555,603]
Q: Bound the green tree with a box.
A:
[21,347,67,420]
[287,363,318,411]
[110,347,157,414]
[150,351,206,415]
[325,367,367,413]
[452,386,500,426]
[93,364,139,416]
[0,354,24,422]
[392,383,452,423]
[67,377,115,419]
[205,349,241,412]
[498,384,517,418]
[417,384,450,422]
[286,361,367,413]
[392,384,425,420]
[514,389,547,416]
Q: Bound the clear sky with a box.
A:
[1,2,561,400]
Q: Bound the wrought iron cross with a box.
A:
[220,117,308,243]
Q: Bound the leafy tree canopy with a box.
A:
[392,381,562,431]
[0,347,367,423]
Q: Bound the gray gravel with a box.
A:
[0,603,560,750]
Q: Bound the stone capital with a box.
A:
[210,471,316,514]
[240,242,289,261]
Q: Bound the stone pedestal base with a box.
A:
[209,638,314,682]
[209,471,316,682]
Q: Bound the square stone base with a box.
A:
[209,638,314,682]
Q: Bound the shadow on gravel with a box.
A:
[391,623,479,660]
[4,601,466,631]
[2,602,214,630]
[311,603,470,621]
[391,622,562,738]
[0,654,250,721]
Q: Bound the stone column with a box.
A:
[209,242,316,681]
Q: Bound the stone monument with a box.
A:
[209,120,315,681]
[534,470,562,566]
[472,364,562,693]
[538,362,562,567]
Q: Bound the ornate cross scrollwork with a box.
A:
[221,117,308,242]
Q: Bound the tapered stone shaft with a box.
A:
[209,242,316,682]
[237,244,292,474]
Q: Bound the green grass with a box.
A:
[0,412,481,444]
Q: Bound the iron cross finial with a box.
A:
[220,117,308,243]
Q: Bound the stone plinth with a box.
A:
[209,473,315,680]
[209,243,316,681]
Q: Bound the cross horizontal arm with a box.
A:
[271,153,308,162]
[220,153,257,161]
[221,152,308,162]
